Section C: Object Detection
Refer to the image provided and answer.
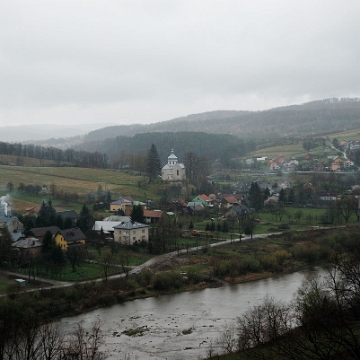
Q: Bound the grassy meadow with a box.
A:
[328,127,360,142]
[0,165,160,212]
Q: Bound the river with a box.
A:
[60,268,324,360]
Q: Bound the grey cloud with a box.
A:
[0,0,360,126]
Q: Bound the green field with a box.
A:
[0,165,160,212]
[328,127,360,142]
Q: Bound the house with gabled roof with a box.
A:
[110,197,132,213]
[317,191,338,202]
[56,210,79,227]
[93,218,131,236]
[12,238,42,264]
[219,195,241,209]
[113,221,149,245]
[23,206,40,218]
[54,228,87,251]
[0,215,24,242]
[186,202,205,214]
[29,226,61,241]
[165,198,187,211]
[192,194,213,207]
[143,209,163,224]
[225,204,251,220]
[277,156,286,164]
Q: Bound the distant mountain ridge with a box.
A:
[82,98,360,144]
[3,98,360,147]
[0,123,116,144]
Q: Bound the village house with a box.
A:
[218,195,241,209]
[317,191,338,202]
[124,201,147,216]
[56,210,79,227]
[225,204,251,220]
[245,158,255,166]
[277,156,287,165]
[0,215,24,242]
[113,221,149,245]
[165,198,187,212]
[186,202,205,214]
[23,206,40,217]
[93,217,131,237]
[344,160,355,168]
[192,194,213,207]
[29,226,61,241]
[331,162,341,171]
[54,228,87,251]
[161,149,186,181]
[12,238,42,264]
[340,140,347,148]
[143,209,163,224]
[110,197,132,213]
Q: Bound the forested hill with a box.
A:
[75,132,255,166]
[83,98,360,143]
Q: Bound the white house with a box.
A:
[161,149,186,181]
[113,221,149,245]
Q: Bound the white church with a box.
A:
[161,149,186,181]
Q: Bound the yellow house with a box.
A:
[110,197,132,212]
[54,228,87,251]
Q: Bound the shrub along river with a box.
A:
[59,268,324,360]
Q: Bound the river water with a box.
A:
[60,268,324,360]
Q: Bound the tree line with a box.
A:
[0,141,108,168]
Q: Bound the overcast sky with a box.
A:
[1,0,359,127]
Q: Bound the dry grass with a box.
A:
[250,143,305,158]
[328,127,360,142]
[0,164,158,212]
[0,165,148,195]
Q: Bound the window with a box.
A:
[142,229,145,233]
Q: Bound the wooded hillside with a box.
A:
[82,98,360,142]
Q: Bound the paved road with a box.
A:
[1,231,283,295]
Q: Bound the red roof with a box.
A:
[144,210,163,218]
[224,195,239,204]
[199,194,212,202]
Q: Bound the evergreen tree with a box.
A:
[77,204,92,232]
[36,200,56,227]
[147,144,161,180]
[63,217,73,229]
[130,204,146,223]
[210,221,216,232]
[221,221,229,233]
[263,187,270,200]
[0,228,12,266]
[249,182,264,210]
[51,245,66,268]
[56,215,64,229]
[279,188,286,203]
[42,231,55,254]
[288,188,296,203]
[188,221,194,230]
[332,137,339,149]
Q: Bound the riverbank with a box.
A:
[1,225,358,326]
